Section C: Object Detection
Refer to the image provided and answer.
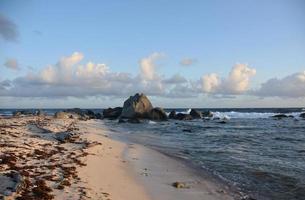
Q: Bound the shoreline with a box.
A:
[0,116,238,199]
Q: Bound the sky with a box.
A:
[0,0,305,108]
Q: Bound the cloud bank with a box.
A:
[0,52,304,99]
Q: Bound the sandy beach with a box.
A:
[0,115,237,200]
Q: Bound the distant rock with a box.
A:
[190,109,202,119]
[202,111,213,118]
[95,113,103,119]
[272,114,288,119]
[120,93,153,119]
[85,109,96,119]
[168,110,176,119]
[299,113,305,118]
[36,109,45,116]
[175,113,193,120]
[13,110,34,116]
[149,107,167,121]
[103,107,122,119]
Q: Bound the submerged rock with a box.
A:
[103,107,122,119]
[120,93,153,119]
[190,109,202,119]
[149,107,168,121]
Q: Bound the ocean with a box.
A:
[1,108,305,199]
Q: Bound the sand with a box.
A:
[0,116,237,200]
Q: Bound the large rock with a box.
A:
[149,107,167,121]
[299,113,305,118]
[190,109,202,119]
[120,93,153,119]
[103,107,122,119]
[272,114,288,119]
[0,171,24,197]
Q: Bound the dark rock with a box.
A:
[95,113,103,119]
[299,113,305,118]
[127,118,141,123]
[175,113,193,120]
[182,129,192,133]
[190,109,202,119]
[13,110,34,116]
[103,107,122,119]
[272,114,288,119]
[120,93,153,119]
[149,107,168,121]
[202,111,213,118]
[169,110,176,119]
[0,171,24,197]
[172,181,189,189]
[118,118,126,123]
[36,109,45,116]
[85,110,96,119]
[218,121,227,124]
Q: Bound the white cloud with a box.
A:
[252,71,305,98]
[139,52,163,81]
[180,58,197,66]
[201,63,256,95]
[4,58,19,70]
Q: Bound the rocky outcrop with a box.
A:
[169,110,176,119]
[103,107,122,119]
[120,93,153,119]
[149,107,168,121]
[54,111,72,119]
[190,109,202,119]
[299,113,305,118]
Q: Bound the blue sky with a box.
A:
[0,0,305,108]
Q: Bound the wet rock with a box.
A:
[175,113,193,120]
[190,109,202,119]
[169,110,176,119]
[118,118,126,123]
[149,107,168,121]
[85,109,96,119]
[299,113,305,118]
[0,171,24,197]
[120,93,153,119]
[55,132,74,143]
[103,107,122,119]
[182,129,192,133]
[95,113,103,119]
[202,111,213,118]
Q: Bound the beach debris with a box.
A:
[149,107,168,121]
[120,93,153,119]
[172,181,190,189]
